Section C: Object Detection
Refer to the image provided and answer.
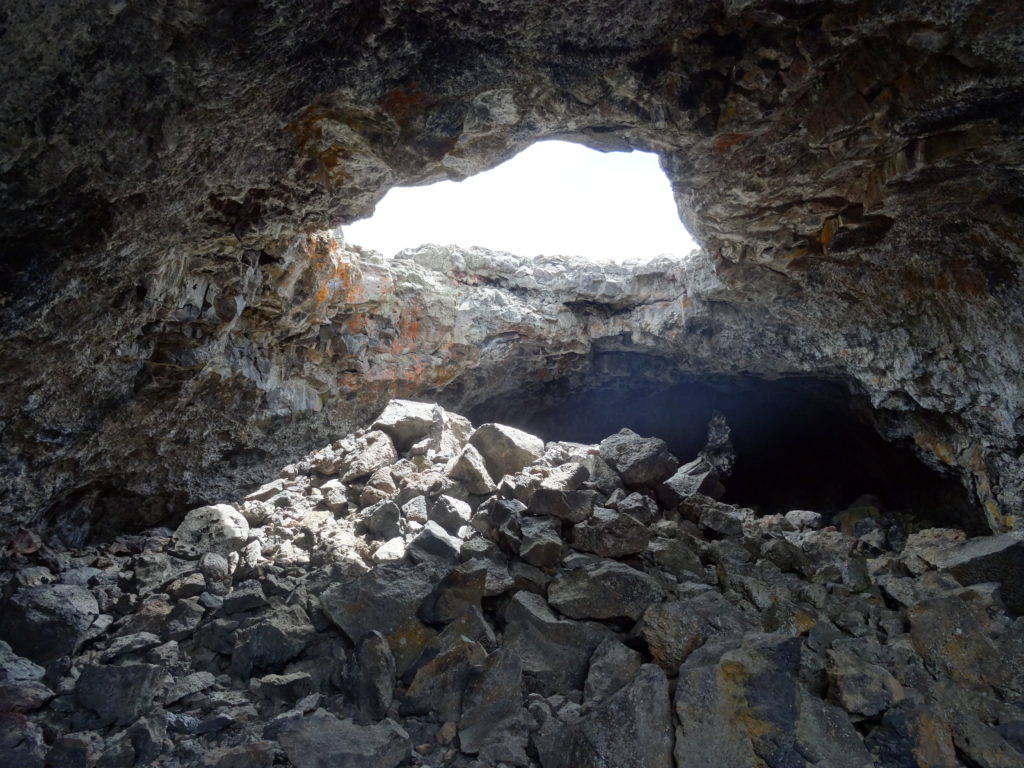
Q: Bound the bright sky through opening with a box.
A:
[342,140,698,262]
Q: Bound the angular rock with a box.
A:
[598,429,678,487]
[161,597,205,640]
[401,634,487,721]
[535,665,673,768]
[502,592,611,695]
[428,495,471,536]
[570,507,651,558]
[647,536,703,579]
[419,560,487,625]
[519,516,563,568]
[164,670,215,705]
[469,423,544,481]
[658,456,724,506]
[448,444,497,495]
[371,399,438,451]
[340,431,398,483]
[864,703,957,768]
[223,579,268,615]
[529,488,598,523]
[616,492,659,524]
[320,563,438,674]
[171,504,250,557]
[229,604,316,679]
[75,664,164,727]
[347,631,396,723]
[459,647,524,755]
[584,638,643,704]
[407,520,462,565]
[548,560,664,622]
[639,592,748,671]
[933,532,1024,615]
[372,536,407,564]
[278,709,410,768]
[357,500,402,540]
[0,584,99,664]
[827,647,905,718]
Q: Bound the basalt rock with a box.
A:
[0,402,1023,766]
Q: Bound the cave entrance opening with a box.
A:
[463,371,986,534]
[341,139,697,262]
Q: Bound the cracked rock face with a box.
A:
[1,1,1023,536]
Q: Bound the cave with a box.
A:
[2,2,1024,766]
[469,369,983,532]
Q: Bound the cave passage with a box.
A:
[467,374,985,533]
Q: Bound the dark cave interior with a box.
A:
[467,372,984,534]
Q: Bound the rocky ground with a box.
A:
[2,399,1023,767]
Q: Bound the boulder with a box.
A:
[356,499,402,540]
[933,532,1024,615]
[401,634,487,721]
[826,647,905,718]
[278,709,410,768]
[0,584,99,664]
[171,504,249,557]
[535,664,673,768]
[75,664,164,727]
[658,456,725,506]
[406,520,462,565]
[448,444,497,495]
[570,508,651,558]
[529,488,598,523]
[418,561,487,625]
[598,429,678,487]
[548,560,664,622]
[229,604,316,679]
[346,631,396,723]
[584,638,643,703]
[469,423,544,481]
[519,516,563,568]
[340,431,398,482]
[459,647,524,754]
[502,592,611,695]
[639,592,748,671]
[371,399,438,450]
[428,495,472,536]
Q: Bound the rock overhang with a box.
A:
[0,1,1022,536]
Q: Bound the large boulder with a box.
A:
[598,429,678,487]
[548,560,665,622]
[932,532,1024,615]
[75,664,164,727]
[278,709,410,768]
[469,423,545,481]
[0,584,99,664]
[571,508,651,557]
[535,664,673,768]
[171,504,249,557]
[371,399,438,451]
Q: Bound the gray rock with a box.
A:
[320,563,438,675]
[795,691,875,768]
[223,579,268,615]
[161,597,205,640]
[163,670,215,705]
[584,638,643,703]
[459,647,524,754]
[0,584,99,663]
[340,431,399,483]
[570,507,651,557]
[0,716,46,768]
[616,492,659,524]
[471,497,525,554]
[229,604,316,679]
[278,709,410,768]
[401,634,487,721]
[0,641,45,684]
[639,593,748,671]
[407,520,462,565]
[419,560,487,625]
[598,429,678,487]
[469,423,545,481]
[199,551,231,595]
[535,665,673,768]
[428,495,472,535]
[171,504,250,557]
[371,399,438,451]
[674,634,804,768]
[826,647,905,717]
[502,592,611,695]
[519,516,564,568]
[75,664,164,726]
[347,631,396,723]
[357,500,402,540]
[933,532,1024,615]
[548,560,664,622]
[529,488,598,523]
[658,456,724,506]
[696,499,751,538]
[647,536,704,579]
[448,444,497,495]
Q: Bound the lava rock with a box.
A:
[658,456,725,506]
[0,584,99,664]
[469,423,545,481]
[933,532,1024,615]
[229,604,316,679]
[529,488,598,523]
[598,428,678,487]
[570,507,651,557]
[419,560,487,625]
[277,709,410,768]
[223,578,268,615]
[535,664,673,768]
[448,444,497,495]
[75,664,164,727]
[584,638,643,704]
[347,631,396,723]
[340,431,399,483]
[827,647,905,718]
[519,516,564,567]
[371,399,438,451]
[171,504,250,557]
[428,495,471,536]
[459,647,524,754]
[357,500,403,540]
[639,592,748,671]
[401,634,487,721]
[548,559,664,622]
[407,520,462,565]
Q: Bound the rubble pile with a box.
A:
[2,400,1023,768]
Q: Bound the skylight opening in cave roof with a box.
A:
[341,140,698,263]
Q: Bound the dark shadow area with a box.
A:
[468,373,985,533]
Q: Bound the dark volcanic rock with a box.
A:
[278,709,410,768]
[75,664,164,727]
[599,429,678,488]
[548,559,665,622]
[0,584,99,664]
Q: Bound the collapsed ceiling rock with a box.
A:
[2,400,1023,767]
[1,2,1023,539]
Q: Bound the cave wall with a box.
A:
[1,1,1022,537]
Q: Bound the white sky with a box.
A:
[341,140,698,262]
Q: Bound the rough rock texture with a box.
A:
[0,402,1023,767]
[1,1,1023,538]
